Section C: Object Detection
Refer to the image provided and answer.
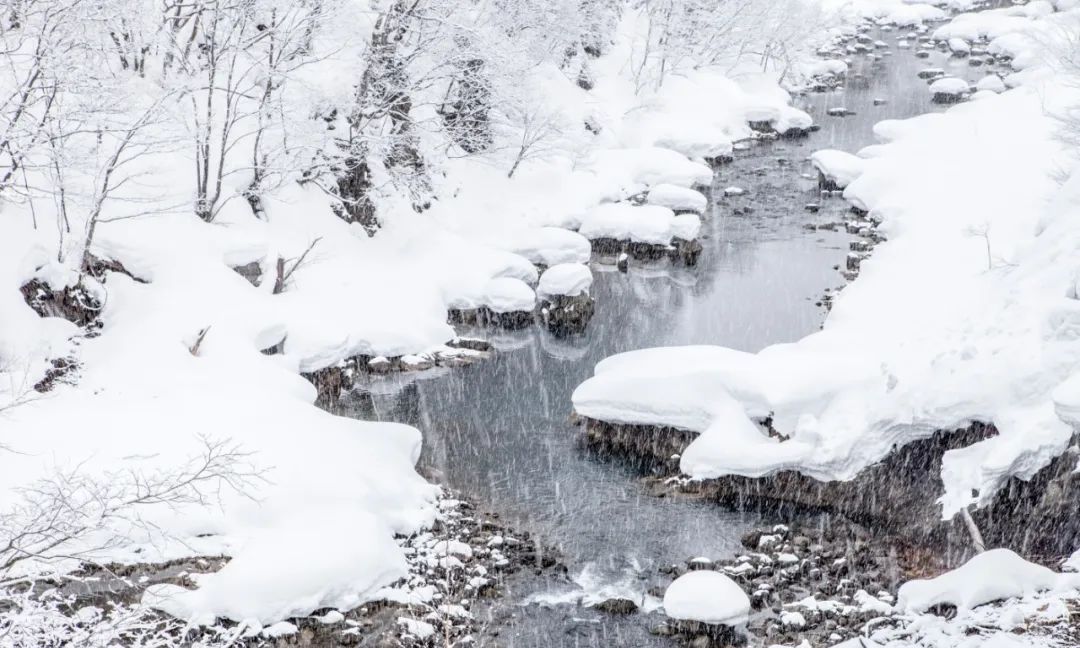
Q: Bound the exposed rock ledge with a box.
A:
[576,416,1080,560]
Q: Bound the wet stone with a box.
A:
[589,598,638,615]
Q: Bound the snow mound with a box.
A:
[579,203,677,245]
[647,184,709,214]
[671,214,702,241]
[507,227,592,266]
[775,105,815,135]
[976,75,1007,93]
[482,277,536,313]
[584,148,713,191]
[811,149,867,188]
[537,264,593,299]
[143,512,405,623]
[897,549,1074,613]
[663,570,750,625]
[929,77,970,97]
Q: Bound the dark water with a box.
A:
[341,30,992,647]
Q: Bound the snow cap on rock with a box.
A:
[537,263,593,299]
[663,570,750,625]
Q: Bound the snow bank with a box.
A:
[663,570,750,625]
[826,0,947,26]
[897,549,1077,613]
[811,149,868,188]
[976,74,1007,93]
[144,512,407,624]
[583,148,713,191]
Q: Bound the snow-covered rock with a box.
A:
[647,184,708,214]
[482,277,536,314]
[976,74,1007,93]
[507,227,592,266]
[810,149,867,189]
[537,264,593,299]
[663,571,750,625]
[948,37,971,55]
[929,77,970,103]
[579,203,677,245]
[671,214,702,242]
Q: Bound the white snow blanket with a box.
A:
[0,0,943,630]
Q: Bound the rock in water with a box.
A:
[537,264,595,336]
[589,598,639,615]
[930,77,969,104]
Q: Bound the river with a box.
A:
[339,28,986,647]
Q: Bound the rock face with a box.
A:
[303,338,493,406]
[581,412,1080,557]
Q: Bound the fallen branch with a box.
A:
[960,506,986,553]
[189,326,211,356]
[273,237,322,295]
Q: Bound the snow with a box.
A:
[7,0,1047,634]
[398,618,436,639]
[537,264,593,299]
[481,277,536,314]
[663,570,751,625]
[583,148,713,191]
[810,149,868,188]
[897,549,1076,613]
[829,0,947,26]
[142,509,414,624]
[976,75,1007,93]
[506,227,592,266]
[579,203,679,245]
[928,76,970,97]
[947,38,970,54]
[647,184,709,214]
[805,59,849,78]
[672,214,703,242]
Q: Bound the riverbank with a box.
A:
[0,490,565,647]
[570,1,1080,645]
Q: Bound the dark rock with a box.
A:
[589,598,638,615]
[540,293,595,336]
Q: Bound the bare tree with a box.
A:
[0,435,265,577]
[502,100,564,179]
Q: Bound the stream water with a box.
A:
[340,29,992,648]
